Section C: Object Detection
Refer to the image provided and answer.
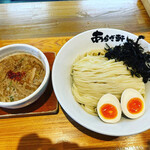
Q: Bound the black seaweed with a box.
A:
[105,35,150,83]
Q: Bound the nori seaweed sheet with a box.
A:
[105,35,150,83]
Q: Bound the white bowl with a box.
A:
[0,44,50,109]
[52,28,150,136]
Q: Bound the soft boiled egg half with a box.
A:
[121,88,145,119]
[97,93,122,123]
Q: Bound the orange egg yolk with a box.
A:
[100,104,118,119]
[127,97,143,114]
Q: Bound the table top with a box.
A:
[1,0,150,149]
[1,0,150,40]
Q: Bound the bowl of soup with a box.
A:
[0,44,50,109]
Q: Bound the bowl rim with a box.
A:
[0,43,50,107]
[52,28,150,136]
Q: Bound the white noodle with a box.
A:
[71,50,145,115]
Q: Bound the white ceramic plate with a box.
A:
[52,28,150,136]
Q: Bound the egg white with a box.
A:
[97,93,122,123]
[121,88,145,119]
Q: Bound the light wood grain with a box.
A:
[0,36,72,54]
[1,0,150,149]
[141,0,150,17]
[0,32,150,54]
[0,32,150,149]
[0,0,150,40]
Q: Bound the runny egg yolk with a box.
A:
[100,104,118,119]
[127,97,143,114]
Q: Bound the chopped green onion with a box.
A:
[9,96,14,102]
[9,81,12,87]
[19,58,24,63]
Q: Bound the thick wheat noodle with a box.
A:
[71,50,145,115]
